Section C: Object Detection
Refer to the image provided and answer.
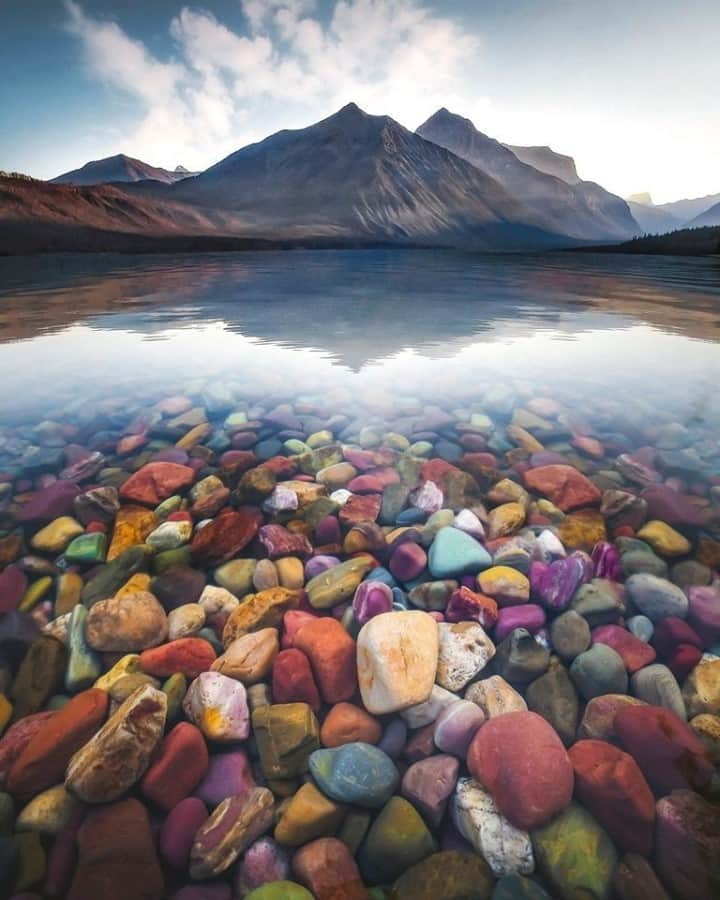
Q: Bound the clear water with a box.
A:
[0,249,719,439]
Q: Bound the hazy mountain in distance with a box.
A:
[657,192,720,223]
[688,200,720,228]
[627,192,653,205]
[503,144,580,185]
[416,108,638,240]
[169,102,572,249]
[52,154,198,186]
[626,200,682,235]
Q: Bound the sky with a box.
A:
[1,0,718,203]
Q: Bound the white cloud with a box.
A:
[62,0,483,170]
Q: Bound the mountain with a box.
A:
[0,173,240,253]
[416,109,637,241]
[627,192,653,205]
[688,200,720,228]
[168,103,573,249]
[626,201,682,235]
[503,144,580,185]
[52,154,198,186]
[658,193,720,223]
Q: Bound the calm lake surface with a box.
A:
[0,249,719,428]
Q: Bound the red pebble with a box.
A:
[615,704,714,796]
[446,586,499,629]
[168,511,194,524]
[592,625,656,673]
[665,643,703,682]
[569,739,655,855]
[272,648,321,712]
[159,797,209,870]
[282,610,319,649]
[259,456,298,478]
[140,638,216,678]
[45,806,84,898]
[467,711,574,830]
[85,521,107,534]
[141,722,208,811]
[294,617,357,704]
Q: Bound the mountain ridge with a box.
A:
[52,154,198,186]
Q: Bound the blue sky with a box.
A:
[1,0,718,202]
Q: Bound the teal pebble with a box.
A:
[64,533,107,565]
[65,604,102,692]
[309,742,399,809]
[428,526,492,578]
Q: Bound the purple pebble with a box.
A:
[592,541,621,579]
[433,700,485,756]
[193,751,255,808]
[304,555,341,580]
[389,542,427,582]
[352,580,393,625]
[173,886,232,900]
[377,718,408,759]
[315,515,341,545]
[532,554,589,611]
[495,604,546,642]
[234,836,290,897]
[160,797,208,870]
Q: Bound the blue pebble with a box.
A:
[627,614,654,643]
[396,508,427,525]
[309,742,399,808]
[366,566,397,588]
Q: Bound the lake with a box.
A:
[0,249,719,898]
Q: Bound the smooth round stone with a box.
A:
[576,694,646,744]
[30,517,84,554]
[525,659,579,747]
[434,700,485,756]
[687,585,720,645]
[392,850,494,900]
[377,718,407,759]
[571,579,625,627]
[531,802,617,900]
[168,604,206,640]
[358,795,436,884]
[352,581,393,626]
[636,520,691,557]
[494,605,546,643]
[591,625,656,673]
[401,754,459,829]
[15,785,78,836]
[85,591,168,653]
[570,644,628,700]
[631,664,686,719]
[467,711,573,830]
[477,566,529,606]
[452,777,534,878]
[400,684,458,729]
[627,614,654,643]
[308,742,398,809]
[550,610,591,661]
[624,574,689,622]
[194,751,255,808]
[621,549,668,579]
[428,527,492,578]
[357,611,438,715]
[160,796,209,869]
[234,837,290,897]
[389,542,428,582]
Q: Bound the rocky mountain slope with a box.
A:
[52,154,198,186]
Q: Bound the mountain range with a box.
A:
[51,154,198,186]
[625,191,720,234]
[2,102,717,254]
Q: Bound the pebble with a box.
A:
[436,622,495,690]
[309,742,398,808]
[356,610,438,714]
[570,643,628,700]
[85,590,168,652]
[183,672,250,742]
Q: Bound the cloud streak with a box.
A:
[63,0,483,170]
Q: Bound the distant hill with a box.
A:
[614,225,720,255]
[625,190,720,233]
[416,108,638,241]
[52,154,198,186]
[168,102,572,249]
[657,192,720,223]
[688,200,720,228]
[626,201,683,235]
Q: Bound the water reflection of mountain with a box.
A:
[0,251,718,370]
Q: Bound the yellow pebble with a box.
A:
[94,654,142,692]
[637,520,692,557]
[19,576,53,612]
[0,693,12,735]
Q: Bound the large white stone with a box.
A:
[357,610,438,715]
[452,776,534,877]
[436,622,495,691]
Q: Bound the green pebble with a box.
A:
[284,439,309,455]
[154,495,183,520]
[531,802,617,900]
[66,604,102,693]
[359,427,381,448]
[214,559,256,596]
[359,795,436,884]
[224,411,248,432]
[409,441,433,457]
[384,432,410,450]
[11,831,46,892]
[245,883,313,900]
[19,576,53,612]
[162,673,188,724]
[306,430,334,449]
[64,533,107,565]
[152,546,191,574]
[81,545,150,608]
